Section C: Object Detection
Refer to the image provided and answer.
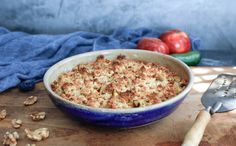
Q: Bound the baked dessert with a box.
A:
[51,55,187,109]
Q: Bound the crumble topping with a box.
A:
[51,55,187,109]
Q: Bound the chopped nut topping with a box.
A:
[11,119,22,129]
[25,144,36,146]
[24,128,49,141]
[23,96,38,106]
[3,131,19,146]
[96,55,104,60]
[30,112,46,121]
[51,55,187,109]
[133,100,141,107]
[0,109,7,120]
[116,55,126,60]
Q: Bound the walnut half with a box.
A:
[0,109,7,120]
[25,144,36,146]
[24,128,49,141]
[11,119,22,129]
[23,96,38,106]
[30,112,46,121]
[2,131,19,146]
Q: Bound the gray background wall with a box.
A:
[0,0,236,51]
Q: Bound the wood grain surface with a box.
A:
[1,67,236,146]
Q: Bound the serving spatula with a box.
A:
[182,74,236,146]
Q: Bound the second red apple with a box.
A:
[160,29,191,54]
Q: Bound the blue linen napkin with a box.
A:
[0,27,200,92]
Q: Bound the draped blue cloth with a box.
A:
[0,27,202,92]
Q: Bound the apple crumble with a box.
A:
[51,55,187,109]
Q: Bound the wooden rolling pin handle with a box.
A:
[182,110,211,146]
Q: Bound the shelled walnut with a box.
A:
[23,96,38,106]
[25,144,36,146]
[30,112,46,121]
[0,109,7,120]
[2,131,19,146]
[11,119,22,129]
[24,128,49,141]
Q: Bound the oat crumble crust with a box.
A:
[51,55,187,109]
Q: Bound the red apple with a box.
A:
[160,29,191,54]
[137,37,170,54]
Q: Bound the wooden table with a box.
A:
[1,67,236,146]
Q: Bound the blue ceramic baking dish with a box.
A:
[43,49,194,128]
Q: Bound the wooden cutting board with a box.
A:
[1,67,236,146]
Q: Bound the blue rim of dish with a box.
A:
[43,49,194,113]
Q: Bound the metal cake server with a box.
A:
[182,74,236,146]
